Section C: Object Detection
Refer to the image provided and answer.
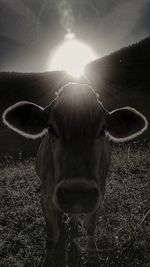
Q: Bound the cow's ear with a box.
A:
[2,101,49,139]
[105,107,148,142]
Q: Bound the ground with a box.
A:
[0,141,150,267]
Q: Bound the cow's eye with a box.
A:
[48,124,59,138]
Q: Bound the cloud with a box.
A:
[99,0,146,40]
[0,0,149,71]
[75,0,149,55]
[0,0,43,45]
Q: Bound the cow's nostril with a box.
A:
[54,181,101,214]
[57,186,99,199]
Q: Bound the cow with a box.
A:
[2,82,148,266]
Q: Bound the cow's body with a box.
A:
[2,83,148,266]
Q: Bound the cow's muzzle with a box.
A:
[53,178,102,214]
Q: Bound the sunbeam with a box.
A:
[49,33,97,77]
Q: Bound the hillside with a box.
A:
[86,36,150,88]
[0,36,150,160]
[85,36,150,132]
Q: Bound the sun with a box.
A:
[49,33,97,77]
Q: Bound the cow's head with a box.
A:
[3,83,148,214]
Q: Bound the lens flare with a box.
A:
[49,34,97,77]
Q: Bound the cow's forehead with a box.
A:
[53,84,102,118]
[49,84,105,138]
[57,83,96,96]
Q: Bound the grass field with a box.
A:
[0,142,150,267]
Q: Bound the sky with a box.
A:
[0,0,149,72]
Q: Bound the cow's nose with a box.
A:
[53,179,101,214]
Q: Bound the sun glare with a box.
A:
[49,34,97,77]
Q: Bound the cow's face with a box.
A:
[46,84,110,213]
[3,83,148,214]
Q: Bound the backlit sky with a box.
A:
[0,0,149,72]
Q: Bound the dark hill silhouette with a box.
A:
[0,36,150,160]
[86,36,150,89]
[85,36,150,127]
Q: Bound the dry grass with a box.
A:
[0,142,150,266]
